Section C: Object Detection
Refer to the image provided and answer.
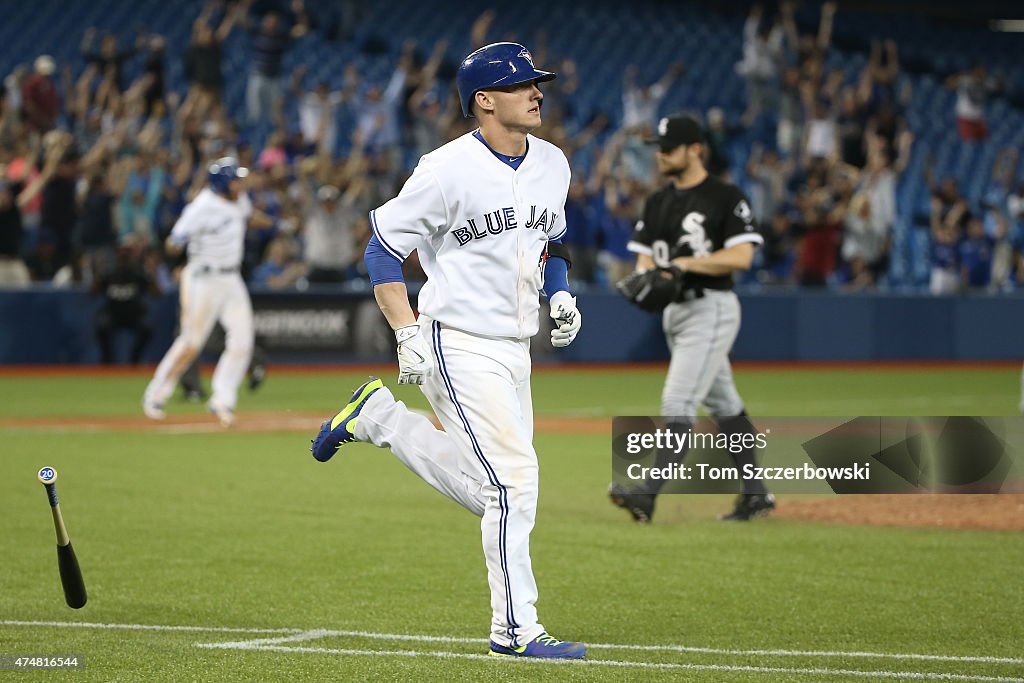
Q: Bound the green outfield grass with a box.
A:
[0,365,1021,682]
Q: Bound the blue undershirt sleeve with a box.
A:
[364,234,405,286]
[542,241,570,298]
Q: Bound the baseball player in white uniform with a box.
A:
[142,158,255,427]
[310,43,585,659]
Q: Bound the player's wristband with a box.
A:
[547,241,572,269]
[395,325,420,344]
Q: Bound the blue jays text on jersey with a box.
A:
[453,205,558,246]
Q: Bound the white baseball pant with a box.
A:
[354,318,544,648]
[144,264,254,410]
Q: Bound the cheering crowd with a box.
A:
[0,0,1021,298]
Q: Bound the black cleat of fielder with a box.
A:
[184,388,207,403]
[719,493,776,521]
[608,483,656,524]
[248,360,266,392]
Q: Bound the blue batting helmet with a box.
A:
[456,42,556,118]
[208,157,248,194]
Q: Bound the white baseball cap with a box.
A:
[34,55,56,76]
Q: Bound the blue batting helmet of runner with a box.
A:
[208,157,249,194]
[456,42,557,118]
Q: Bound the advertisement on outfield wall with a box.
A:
[241,293,562,358]
[191,292,396,359]
[249,293,396,356]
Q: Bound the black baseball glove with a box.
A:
[616,266,685,312]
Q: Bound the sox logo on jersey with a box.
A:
[678,212,713,257]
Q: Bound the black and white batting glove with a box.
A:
[396,324,434,385]
[549,291,582,348]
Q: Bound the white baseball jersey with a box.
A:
[169,188,253,269]
[370,132,570,340]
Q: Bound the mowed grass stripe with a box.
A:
[0,619,302,634]
[0,366,1018,419]
[5,620,1022,665]
[195,643,1024,681]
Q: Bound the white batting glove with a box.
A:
[549,291,582,348]
[396,324,434,385]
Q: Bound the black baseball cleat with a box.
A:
[248,360,267,391]
[608,483,656,523]
[183,387,207,403]
[719,493,776,521]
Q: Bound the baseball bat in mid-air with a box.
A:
[37,467,87,609]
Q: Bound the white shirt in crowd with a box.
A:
[842,208,888,265]
[299,90,343,151]
[864,167,897,229]
[806,117,838,160]
[303,202,355,270]
[736,16,784,80]
[955,76,988,122]
[622,82,668,130]
[354,68,407,149]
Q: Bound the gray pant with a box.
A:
[246,72,283,125]
[661,290,745,419]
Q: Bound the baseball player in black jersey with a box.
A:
[610,114,775,523]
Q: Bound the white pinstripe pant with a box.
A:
[354,319,544,648]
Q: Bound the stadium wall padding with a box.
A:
[0,289,1020,363]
